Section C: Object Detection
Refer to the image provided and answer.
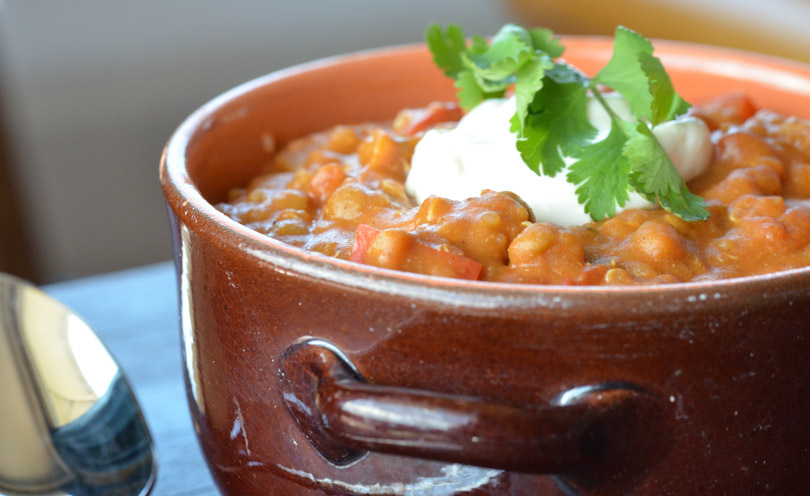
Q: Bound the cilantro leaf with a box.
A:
[425,24,467,78]
[459,24,557,104]
[515,65,595,176]
[594,26,655,120]
[455,70,486,110]
[461,54,515,94]
[624,123,709,220]
[425,23,709,223]
[567,120,632,220]
[463,24,535,82]
[595,26,691,125]
[529,28,565,58]
[511,55,554,132]
[639,52,691,125]
[468,35,490,55]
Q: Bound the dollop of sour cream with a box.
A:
[405,94,712,226]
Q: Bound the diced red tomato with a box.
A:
[407,242,483,280]
[392,101,463,136]
[350,224,380,263]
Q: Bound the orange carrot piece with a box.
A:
[350,224,482,280]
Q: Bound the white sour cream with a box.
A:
[405,95,712,226]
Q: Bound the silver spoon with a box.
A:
[0,273,155,496]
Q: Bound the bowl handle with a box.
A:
[280,340,666,483]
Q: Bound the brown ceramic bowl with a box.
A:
[160,38,810,495]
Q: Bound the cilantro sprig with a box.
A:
[425,23,708,222]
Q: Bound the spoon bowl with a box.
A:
[0,273,155,496]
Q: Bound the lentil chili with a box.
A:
[217,94,810,285]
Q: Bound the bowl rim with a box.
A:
[160,36,810,310]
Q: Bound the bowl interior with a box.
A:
[175,38,810,205]
[182,45,455,203]
[161,37,810,298]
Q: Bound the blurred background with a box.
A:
[1,0,809,283]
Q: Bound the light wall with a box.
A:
[0,1,510,282]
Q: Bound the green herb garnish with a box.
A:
[425,23,708,222]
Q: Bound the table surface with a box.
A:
[45,261,219,496]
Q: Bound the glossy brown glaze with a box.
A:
[161,40,810,495]
[279,340,666,483]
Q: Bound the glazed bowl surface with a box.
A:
[160,38,810,496]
